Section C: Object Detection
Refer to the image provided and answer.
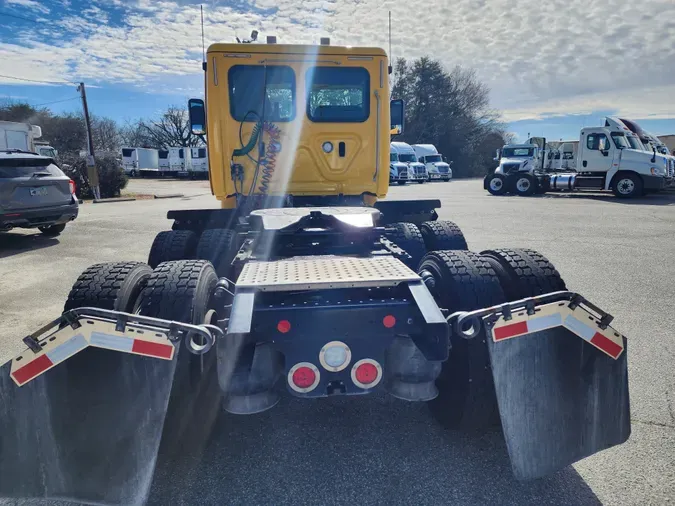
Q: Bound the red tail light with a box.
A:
[288,362,320,393]
[69,179,76,195]
[351,359,383,389]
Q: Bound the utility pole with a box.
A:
[77,82,100,200]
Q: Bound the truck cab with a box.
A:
[494,143,540,176]
[390,141,427,184]
[389,145,409,185]
[412,144,452,181]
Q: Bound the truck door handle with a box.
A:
[338,142,346,157]
[583,160,587,168]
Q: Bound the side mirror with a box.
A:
[188,98,206,135]
[390,99,404,135]
[493,148,501,161]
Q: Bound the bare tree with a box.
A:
[90,116,121,154]
[138,106,199,149]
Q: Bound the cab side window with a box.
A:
[587,133,610,151]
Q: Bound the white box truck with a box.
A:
[190,147,208,179]
[485,119,669,198]
[390,142,427,183]
[0,121,59,159]
[121,147,159,177]
[412,144,452,181]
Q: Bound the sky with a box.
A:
[1,0,675,142]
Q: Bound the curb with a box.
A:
[153,193,185,199]
[92,197,137,204]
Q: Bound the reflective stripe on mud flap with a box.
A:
[11,333,87,386]
[490,301,624,359]
[90,331,174,360]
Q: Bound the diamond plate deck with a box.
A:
[236,255,420,291]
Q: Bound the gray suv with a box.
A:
[0,151,79,236]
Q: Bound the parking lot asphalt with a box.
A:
[0,179,673,505]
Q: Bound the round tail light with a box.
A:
[351,359,382,389]
[288,362,320,393]
[319,341,351,372]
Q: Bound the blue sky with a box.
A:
[2,0,675,141]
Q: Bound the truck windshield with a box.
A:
[502,147,533,157]
[390,153,399,162]
[611,133,629,149]
[424,155,442,163]
[626,136,642,150]
[122,148,134,157]
[38,148,56,158]
[398,154,417,163]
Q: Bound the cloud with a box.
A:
[0,0,673,122]
[5,0,50,14]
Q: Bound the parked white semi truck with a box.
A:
[121,147,159,177]
[412,144,452,181]
[389,145,408,185]
[485,120,669,198]
[615,117,675,184]
[190,147,208,179]
[390,141,427,184]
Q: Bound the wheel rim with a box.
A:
[617,178,634,194]
[516,178,531,192]
[489,178,503,191]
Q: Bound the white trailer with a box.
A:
[121,147,159,177]
[485,119,670,198]
[168,147,191,177]
[189,147,208,178]
[412,144,452,181]
[158,150,170,175]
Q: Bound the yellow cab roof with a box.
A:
[207,43,387,58]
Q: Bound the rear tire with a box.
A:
[480,248,566,300]
[486,173,508,195]
[136,260,220,456]
[513,174,536,196]
[418,250,505,430]
[386,222,426,269]
[397,180,406,185]
[64,261,152,312]
[39,223,66,236]
[195,228,239,278]
[147,230,198,268]
[420,220,468,251]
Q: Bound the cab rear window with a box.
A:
[0,159,64,178]
[306,67,369,123]
[122,149,134,157]
[228,65,295,122]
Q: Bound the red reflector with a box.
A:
[292,366,316,388]
[493,321,528,341]
[383,315,396,328]
[131,340,173,359]
[590,332,623,359]
[355,362,378,385]
[277,320,291,333]
[11,354,53,385]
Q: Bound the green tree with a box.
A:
[391,57,507,177]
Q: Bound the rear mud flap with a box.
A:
[0,347,177,505]
[487,327,630,480]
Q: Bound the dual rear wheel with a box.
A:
[419,248,566,429]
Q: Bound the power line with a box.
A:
[0,73,76,86]
[32,96,80,107]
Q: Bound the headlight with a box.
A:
[651,167,664,176]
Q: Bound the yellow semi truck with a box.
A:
[0,40,630,505]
